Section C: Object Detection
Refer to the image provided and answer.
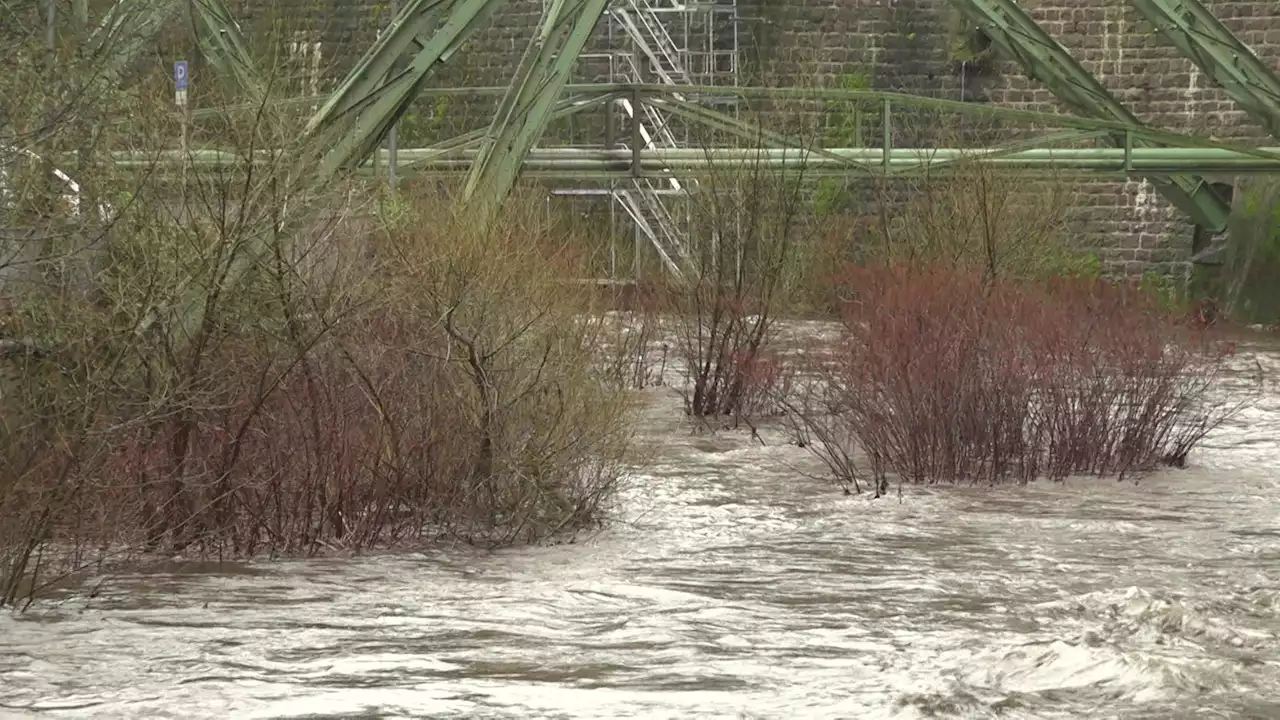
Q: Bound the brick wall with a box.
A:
[232,0,1280,273]
[735,0,1280,274]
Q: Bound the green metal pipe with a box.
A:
[107,146,1280,174]
[194,84,1274,158]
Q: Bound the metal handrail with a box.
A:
[627,0,689,84]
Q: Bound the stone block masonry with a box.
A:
[224,0,1280,276]
[736,0,1280,277]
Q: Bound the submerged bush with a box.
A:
[784,264,1252,495]
[0,185,636,607]
[663,159,818,423]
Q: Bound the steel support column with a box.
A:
[948,0,1233,232]
[1128,0,1280,141]
[461,0,610,219]
[303,0,509,181]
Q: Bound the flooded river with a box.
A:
[2,336,1279,719]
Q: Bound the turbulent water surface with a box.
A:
[2,334,1279,719]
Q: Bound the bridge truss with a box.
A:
[63,0,1280,279]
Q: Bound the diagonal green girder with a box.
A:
[948,0,1232,232]
[303,0,508,180]
[1128,0,1280,141]
[395,91,618,167]
[461,0,610,219]
[85,0,182,90]
[189,0,262,98]
[79,0,258,99]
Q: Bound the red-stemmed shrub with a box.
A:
[1,189,637,607]
[785,264,1253,495]
[732,348,795,420]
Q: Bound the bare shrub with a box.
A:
[665,151,818,424]
[0,319,122,605]
[785,264,1252,495]
[774,340,867,494]
[1,14,175,605]
[2,75,637,607]
[2,179,639,606]
[807,117,1095,315]
[591,282,670,392]
[376,188,637,544]
[865,161,1078,281]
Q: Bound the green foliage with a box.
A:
[397,94,454,145]
[1036,249,1104,281]
[823,71,871,147]
[839,71,871,92]
[945,9,996,70]
[812,178,844,218]
[375,186,415,232]
[1137,268,1187,313]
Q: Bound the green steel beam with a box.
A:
[189,0,261,98]
[303,0,508,180]
[389,145,1280,175]
[197,83,1280,159]
[517,83,1280,160]
[86,0,182,89]
[82,0,257,97]
[948,0,1233,232]
[109,146,1280,175]
[1128,0,1280,140]
[648,95,1090,173]
[461,0,610,218]
[130,82,1280,174]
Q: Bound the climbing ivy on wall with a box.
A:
[944,8,997,75]
[813,72,872,218]
[1208,181,1280,325]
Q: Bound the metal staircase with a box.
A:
[608,0,695,275]
[611,0,692,86]
[545,0,739,280]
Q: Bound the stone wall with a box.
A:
[227,0,1280,274]
[735,0,1280,275]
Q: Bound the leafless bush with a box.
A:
[773,341,866,494]
[663,145,820,424]
[590,283,670,391]
[376,189,636,545]
[814,150,1085,292]
[783,264,1254,496]
[3,176,640,605]
[1,11,173,606]
[2,42,638,607]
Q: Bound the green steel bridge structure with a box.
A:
[52,0,1280,279]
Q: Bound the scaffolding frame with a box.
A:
[548,0,744,281]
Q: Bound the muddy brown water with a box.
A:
[2,334,1279,719]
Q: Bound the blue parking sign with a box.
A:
[174,61,189,92]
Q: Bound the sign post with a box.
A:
[174,61,189,107]
[175,61,190,187]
